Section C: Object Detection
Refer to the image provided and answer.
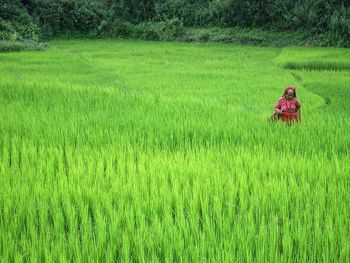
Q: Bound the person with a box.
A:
[271,86,301,124]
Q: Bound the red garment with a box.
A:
[274,87,301,122]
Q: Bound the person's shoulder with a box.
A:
[293,98,301,107]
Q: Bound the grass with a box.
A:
[0,40,349,262]
[274,47,350,70]
[274,47,350,117]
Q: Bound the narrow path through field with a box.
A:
[274,48,350,117]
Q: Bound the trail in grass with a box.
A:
[275,47,350,117]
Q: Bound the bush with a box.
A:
[132,23,161,41]
[0,40,48,52]
[0,19,13,40]
[100,19,185,41]
[98,20,133,38]
[130,19,184,41]
[329,6,350,47]
[199,32,210,42]
[0,19,40,42]
[0,1,40,41]
[163,18,184,40]
[27,0,107,38]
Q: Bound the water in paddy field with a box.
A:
[0,40,349,262]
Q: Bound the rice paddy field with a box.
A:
[0,40,349,262]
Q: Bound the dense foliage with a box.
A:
[1,0,350,46]
[0,0,39,41]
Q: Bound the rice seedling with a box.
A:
[274,47,350,71]
[0,40,349,262]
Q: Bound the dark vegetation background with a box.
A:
[1,0,350,50]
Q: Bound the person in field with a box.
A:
[271,86,301,124]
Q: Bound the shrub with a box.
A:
[0,40,48,52]
[132,23,161,41]
[329,6,350,47]
[0,1,40,41]
[129,19,184,41]
[27,0,107,38]
[199,32,210,42]
[163,18,184,40]
[99,20,133,38]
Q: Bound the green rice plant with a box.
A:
[274,47,350,71]
[0,40,349,262]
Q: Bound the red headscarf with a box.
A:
[283,86,297,98]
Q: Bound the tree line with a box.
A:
[1,0,349,46]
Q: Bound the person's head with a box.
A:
[283,86,296,100]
